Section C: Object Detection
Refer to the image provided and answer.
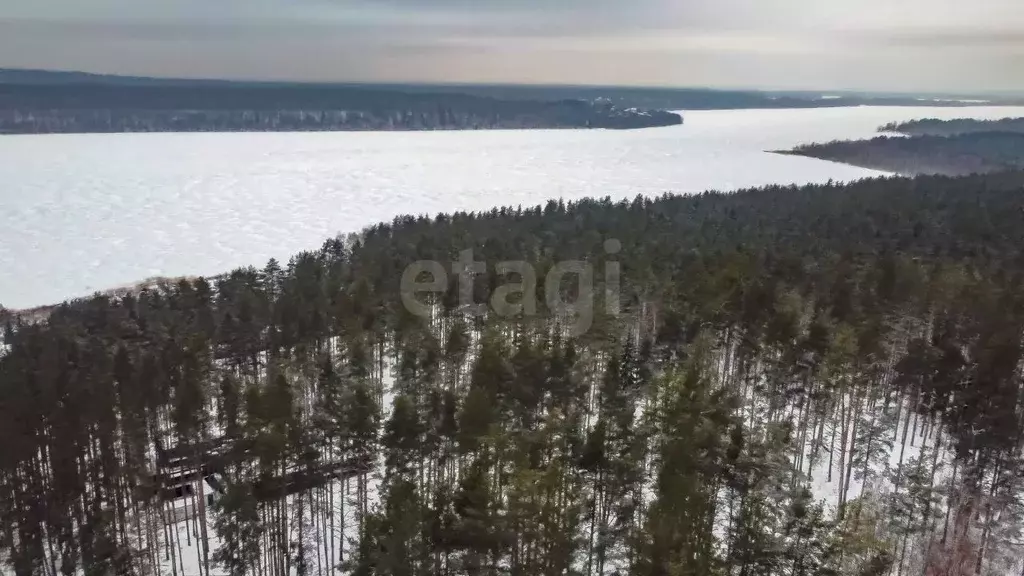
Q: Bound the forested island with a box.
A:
[0,82,681,134]
[780,131,1024,176]
[5,170,1024,575]
[881,117,1024,136]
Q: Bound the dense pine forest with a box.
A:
[0,82,681,134]
[8,69,1017,114]
[781,132,1024,176]
[880,118,1024,137]
[5,171,1024,576]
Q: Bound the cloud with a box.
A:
[869,28,1024,49]
[0,0,1021,92]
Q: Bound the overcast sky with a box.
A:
[0,0,1021,93]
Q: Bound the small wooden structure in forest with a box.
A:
[163,475,225,526]
[153,435,227,525]
[152,434,372,522]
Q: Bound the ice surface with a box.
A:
[3,105,1024,309]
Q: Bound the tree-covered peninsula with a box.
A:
[0,82,681,134]
[780,131,1024,176]
[881,117,1024,137]
[5,170,1024,575]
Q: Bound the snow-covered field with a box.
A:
[2,105,1024,310]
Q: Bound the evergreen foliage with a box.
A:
[4,171,1024,574]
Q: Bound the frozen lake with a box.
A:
[3,105,1024,309]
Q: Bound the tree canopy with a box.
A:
[4,170,1024,575]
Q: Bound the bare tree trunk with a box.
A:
[312,485,323,576]
[829,392,841,484]
[892,397,915,501]
[195,449,210,576]
[339,477,346,569]
[974,468,1000,575]
[840,391,861,515]
[920,430,944,576]
[171,499,183,576]
[942,459,960,545]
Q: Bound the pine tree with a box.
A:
[213,482,263,576]
[635,364,734,576]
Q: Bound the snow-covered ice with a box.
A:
[2,105,1024,309]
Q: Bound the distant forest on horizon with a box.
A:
[1,68,1019,135]
[0,80,681,134]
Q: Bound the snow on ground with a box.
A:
[157,477,365,576]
